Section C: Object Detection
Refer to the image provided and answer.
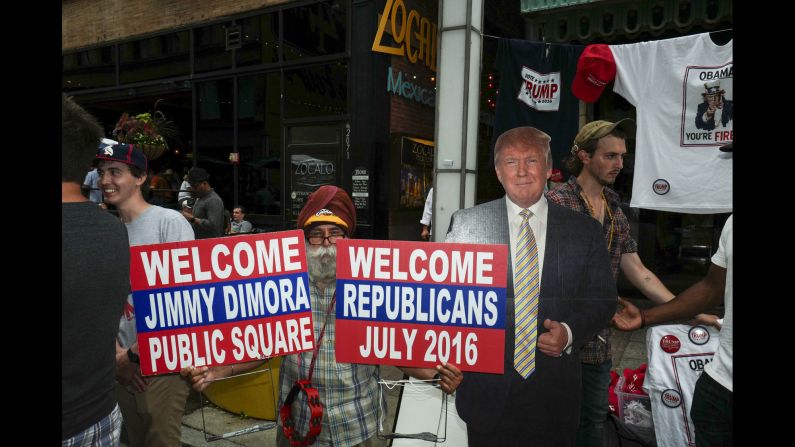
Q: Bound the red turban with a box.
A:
[296,185,357,236]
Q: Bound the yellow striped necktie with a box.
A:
[514,208,540,379]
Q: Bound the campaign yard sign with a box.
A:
[335,239,507,373]
[129,230,314,376]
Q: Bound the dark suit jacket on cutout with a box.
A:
[445,197,617,445]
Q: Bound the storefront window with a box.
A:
[283,0,347,60]
[194,22,234,73]
[237,13,279,67]
[63,46,116,91]
[283,62,348,118]
[119,31,190,84]
[196,79,235,207]
[237,73,283,216]
[398,136,434,209]
[652,212,730,277]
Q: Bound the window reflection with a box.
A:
[119,31,189,84]
[237,13,279,67]
[283,0,347,60]
[63,47,116,90]
[194,23,233,73]
[196,79,235,208]
[237,73,282,216]
[283,63,348,118]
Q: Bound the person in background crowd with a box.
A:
[62,95,128,446]
[82,138,117,206]
[181,167,225,238]
[547,119,720,446]
[148,169,175,206]
[230,205,253,234]
[96,143,196,447]
[420,187,433,241]
[445,126,616,446]
[164,168,180,194]
[183,185,463,447]
[177,169,193,209]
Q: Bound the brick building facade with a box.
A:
[63,0,288,50]
[62,0,456,242]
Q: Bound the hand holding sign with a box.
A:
[400,362,464,395]
[180,365,222,392]
[436,362,463,394]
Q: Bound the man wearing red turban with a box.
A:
[185,185,463,447]
[296,185,357,236]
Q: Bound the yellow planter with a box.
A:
[203,357,282,420]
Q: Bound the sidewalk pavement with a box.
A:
[120,364,406,447]
[121,296,717,447]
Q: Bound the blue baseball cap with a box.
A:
[95,143,148,172]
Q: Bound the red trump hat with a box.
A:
[572,44,617,103]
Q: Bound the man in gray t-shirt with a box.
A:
[230,205,253,234]
[96,143,195,447]
[181,167,225,238]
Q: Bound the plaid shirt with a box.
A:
[546,176,638,364]
[62,404,121,447]
[278,281,382,447]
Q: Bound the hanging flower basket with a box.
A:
[112,101,177,161]
[140,143,167,160]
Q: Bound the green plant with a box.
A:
[112,101,178,148]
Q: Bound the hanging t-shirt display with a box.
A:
[644,324,721,447]
[610,33,732,213]
[493,39,583,169]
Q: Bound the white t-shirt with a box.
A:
[420,188,433,226]
[644,324,721,447]
[420,188,433,235]
[705,214,732,391]
[118,205,195,348]
[611,33,733,213]
[178,179,192,206]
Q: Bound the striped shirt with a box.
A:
[278,281,382,447]
[546,176,637,364]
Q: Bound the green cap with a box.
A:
[571,118,635,154]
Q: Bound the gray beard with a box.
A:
[307,244,337,284]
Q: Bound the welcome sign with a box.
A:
[129,231,314,375]
[335,239,507,373]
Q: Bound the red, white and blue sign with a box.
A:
[129,230,313,376]
[335,239,507,373]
